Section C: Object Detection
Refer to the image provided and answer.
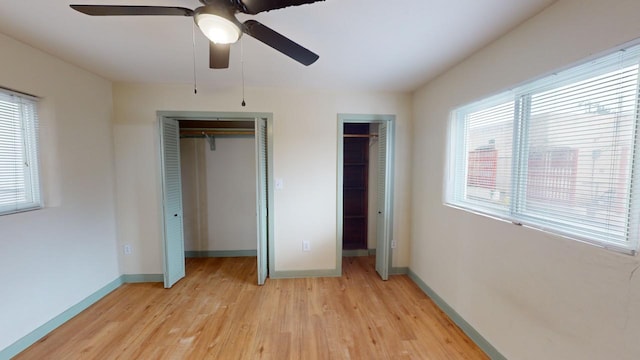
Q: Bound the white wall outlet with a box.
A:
[391,240,397,249]
[124,244,132,255]
[275,178,284,190]
[302,240,311,252]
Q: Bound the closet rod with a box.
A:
[180,129,255,136]
[343,134,378,138]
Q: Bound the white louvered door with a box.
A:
[160,118,185,288]
[375,122,391,280]
[255,118,268,285]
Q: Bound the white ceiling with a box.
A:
[0,0,555,92]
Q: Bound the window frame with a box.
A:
[444,44,640,255]
[0,87,42,216]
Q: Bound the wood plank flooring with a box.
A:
[15,256,488,359]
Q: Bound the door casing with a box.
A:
[157,111,274,287]
[337,114,395,280]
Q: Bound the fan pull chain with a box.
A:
[192,23,198,94]
[241,37,246,107]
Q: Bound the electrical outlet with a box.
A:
[124,244,132,255]
[302,240,311,252]
[391,240,397,249]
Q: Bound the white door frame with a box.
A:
[157,111,275,286]
[336,113,395,280]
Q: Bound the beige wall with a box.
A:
[181,136,257,252]
[113,84,412,273]
[7,0,640,357]
[0,33,118,350]
[411,0,640,359]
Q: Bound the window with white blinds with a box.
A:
[446,43,640,254]
[0,89,41,215]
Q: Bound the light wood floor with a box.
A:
[16,256,488,359]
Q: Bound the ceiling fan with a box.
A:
[70,0,324,69]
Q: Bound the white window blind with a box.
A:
[446,42,640,254]
[0,89,41,215]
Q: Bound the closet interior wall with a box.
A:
[179,121,257,253]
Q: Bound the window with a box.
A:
[0,88,41,215]
[446,43,640,254]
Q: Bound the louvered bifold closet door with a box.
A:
[255,118,268,285]
[160,117,185,288]
[375,122,390,280]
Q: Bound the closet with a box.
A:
[178,120,258,256]
[343,123,371,250]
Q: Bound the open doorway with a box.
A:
[158,112,273,288]
[342,123,375,253]
[179,120,257,257]
[337,114,395,280]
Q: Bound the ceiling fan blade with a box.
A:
[70,5,194,17]
[243,20,318,66]
[210,43,231,69]
[237,0,324,15]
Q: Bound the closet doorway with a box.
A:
[158,111,273,288]
[342,123,371,251]
[337,114,395,280]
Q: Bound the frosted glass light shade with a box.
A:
[195,13,241,44]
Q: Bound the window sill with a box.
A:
[442,201,638,256]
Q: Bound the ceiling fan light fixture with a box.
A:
[195,12,241,44]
